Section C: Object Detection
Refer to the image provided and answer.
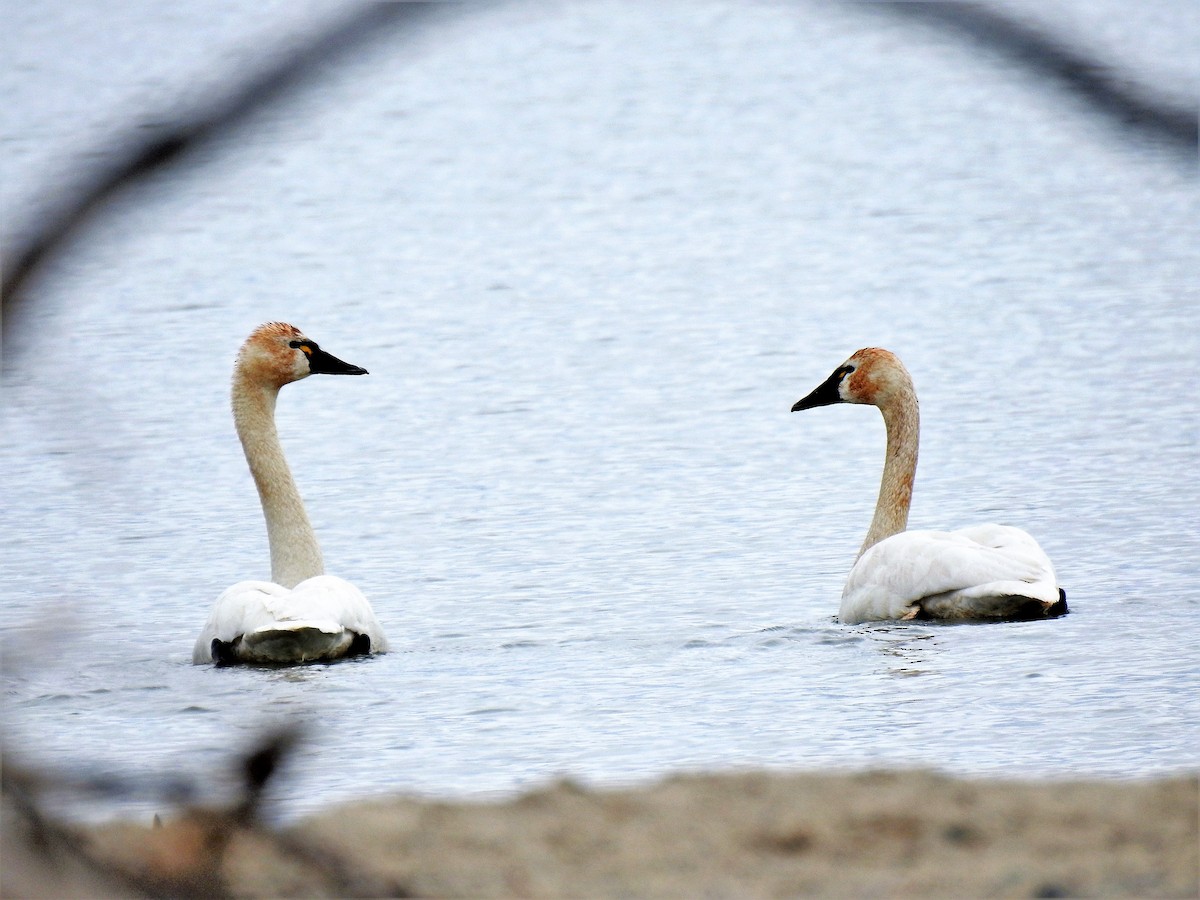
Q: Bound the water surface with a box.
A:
[2,1,1197,821]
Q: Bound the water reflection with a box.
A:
[863,625,939,678]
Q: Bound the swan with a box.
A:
[791,348,1068,624]
[193,322,388,665]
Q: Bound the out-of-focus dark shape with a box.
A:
[0,1,446,358]
[0,725,386,899]
[877,2,1198,151]
[1,775,143,898]
[233,724,300,823]
[3,0,1194,357]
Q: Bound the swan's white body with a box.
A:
[792,348,1066,624]
[195,576,385,664]
[840,525,1061,624]
[193,322,388,665]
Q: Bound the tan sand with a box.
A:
[5,769,1197,898]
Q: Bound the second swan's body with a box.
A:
[792,348,1067,624]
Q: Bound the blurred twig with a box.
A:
[0,1,446,356]
[875,1,1198,152]
[0,725,394,899]
[4,1,1194,360]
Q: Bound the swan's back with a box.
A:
[194,574,389,664]
[840,525,1063,624]
[194,580,386,667]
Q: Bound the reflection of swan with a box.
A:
[791,348,1068,624]
[869,625,939,677]
[193,323,388,665]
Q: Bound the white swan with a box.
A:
[791,348,1068,624]
[193,322,388,665]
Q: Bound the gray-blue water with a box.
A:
[2,1,1197,822]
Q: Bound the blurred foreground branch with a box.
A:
[3,0,1193,357]
[1,2,446,356]
[878,2,1198,151]
[0,725,392,899]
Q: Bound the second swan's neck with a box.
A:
[232,372,323,589]
[859,387,919,560]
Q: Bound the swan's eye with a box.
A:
[837,365,855,380]
[289,340,314,356]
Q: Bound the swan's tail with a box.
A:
[918,587,1069,622]
[213,621,372,665]
[1048,587,1070,617]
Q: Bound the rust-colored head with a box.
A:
[791,348,913,411]
[234,322,367,390]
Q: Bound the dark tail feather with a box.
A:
[1047,588,1070,618]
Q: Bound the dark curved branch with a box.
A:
[1,2,444,348]
[4,1,1194,356]
[876,2,1197,151]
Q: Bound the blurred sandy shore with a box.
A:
[5,769,1197,898]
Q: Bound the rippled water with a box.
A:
[2,1,1197,821]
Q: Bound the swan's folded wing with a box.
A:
[839,526,1058,623]
[287,575,390,652]
[192,580,291,662]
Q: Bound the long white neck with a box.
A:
[231,372,323,589]
[859,386,919,559]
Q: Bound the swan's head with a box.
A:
[791,348,912,411]
[236,322,368,390]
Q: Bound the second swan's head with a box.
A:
[791,348,912,412]
[236,322,368,389]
